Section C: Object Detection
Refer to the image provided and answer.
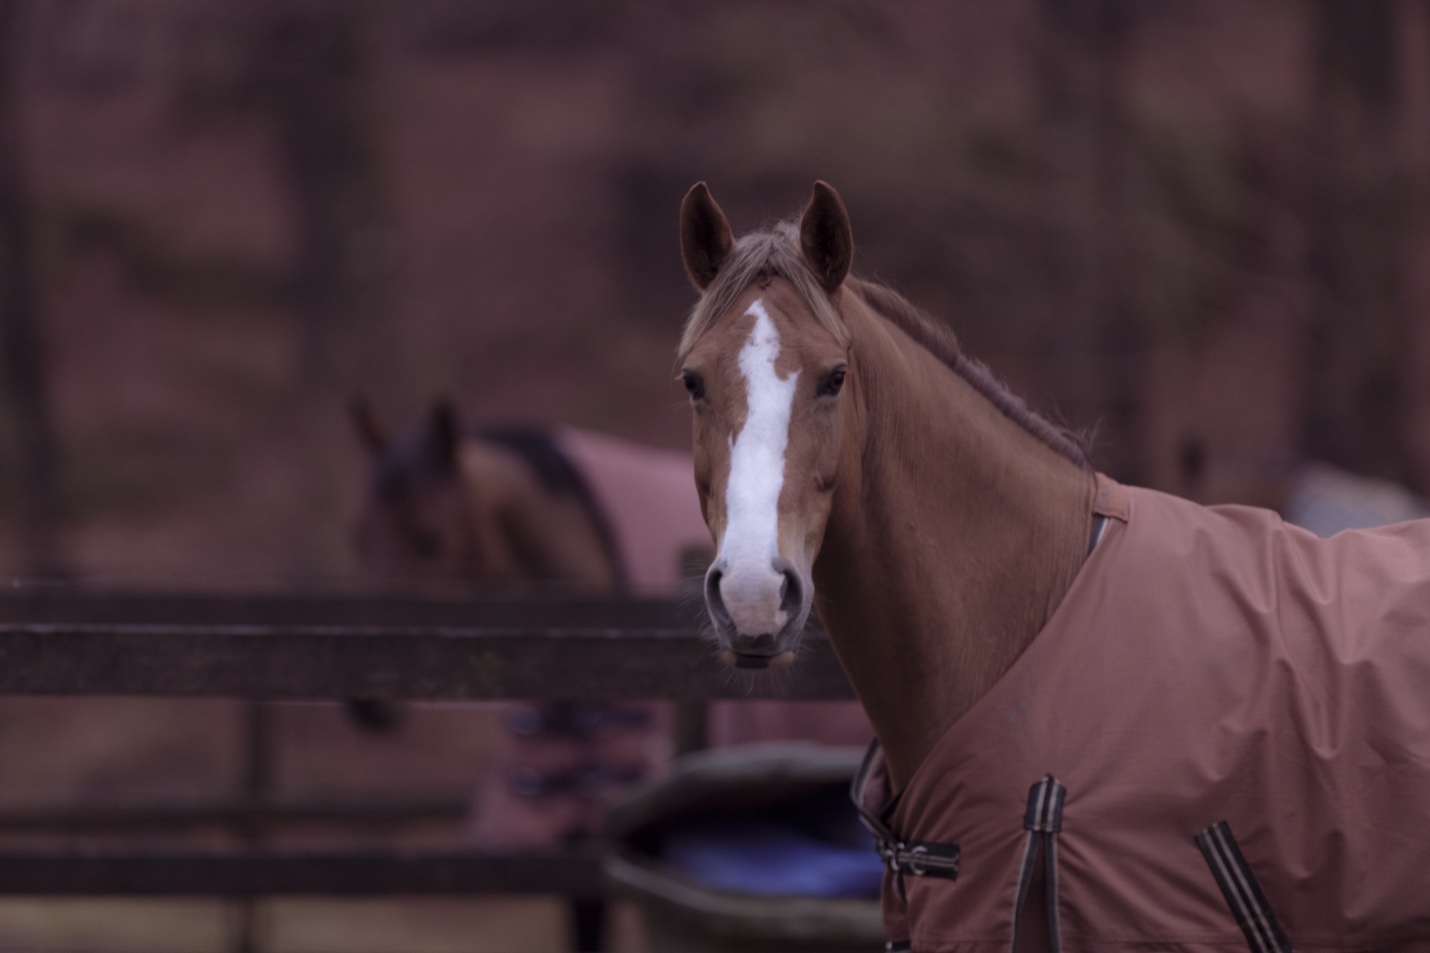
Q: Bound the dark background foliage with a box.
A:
[5,0,1430,585]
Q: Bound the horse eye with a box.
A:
[818,366,847,397]
[682,371,706,401]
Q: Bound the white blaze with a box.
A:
[720,299,799,635]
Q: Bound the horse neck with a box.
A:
[813,307,1096,790]
[457,441,620,593]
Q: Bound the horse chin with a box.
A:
[723,649,797,670]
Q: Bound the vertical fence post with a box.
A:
[234,701,273,953]
[0,0,66,578]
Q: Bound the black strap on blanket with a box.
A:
[1088,513,1109,554]
[1012,775,1066,953]
[850,741,960,904]
[1196,821,1293,953]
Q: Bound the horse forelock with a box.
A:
[677,219,1090,470]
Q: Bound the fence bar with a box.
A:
[0,624,856,700]
[0,850,604,897]
[0,796,470,832]
[0,591,695,629]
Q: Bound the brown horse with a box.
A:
[677,183,1430,951]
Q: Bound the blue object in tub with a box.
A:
[662,818,884,898]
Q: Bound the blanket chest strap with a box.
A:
[850,741,961,904]
[1013,775,1067,953]
[879,839,961,880]
[1196,821,1294,953]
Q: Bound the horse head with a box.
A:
[351,397,478,590]
[676,181,860,671]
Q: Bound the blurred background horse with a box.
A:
[1178,435,1430,535]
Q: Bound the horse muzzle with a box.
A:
[704,557,811,670]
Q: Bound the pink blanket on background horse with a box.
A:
[555,428,712,595]
[858,476,1430,952]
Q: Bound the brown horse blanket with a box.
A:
[857,476,1430,952]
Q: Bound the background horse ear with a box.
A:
[427,399,461,473]
[680,182,734,291]
[799,181,854,293]
[349,396,389,455]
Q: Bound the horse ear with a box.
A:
[680,182,734,291]
[799,181,853,293]
[350,396,389,455]
[427,399,460,473]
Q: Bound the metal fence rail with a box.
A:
[0,623,853,699]
[0,592,854,700]
[0,850,605,897]
[0,795,471,832]
[0,590,697,629]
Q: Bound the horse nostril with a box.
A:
[777,565,803,618]
[704,566,732,628]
